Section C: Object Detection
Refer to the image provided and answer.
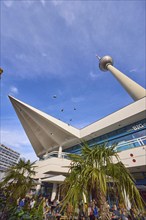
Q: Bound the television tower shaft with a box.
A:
[97,55,146,101]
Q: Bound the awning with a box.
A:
[42,175,66,183]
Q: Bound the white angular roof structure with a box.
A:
[9,96,80,158]
[9,96,146,158]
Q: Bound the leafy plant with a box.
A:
[0,158,38,219]
[61,143,145,219]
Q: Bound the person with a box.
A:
[54,204,61,219]
[45,198,50,207]
[84,202,88,220]
[111,204,121,220]
[43,198,48,220]
[43,205,51,220]
[19,197,25,208]
[66,203,73,219]
[93,204,99,220]
[89,207,94,220]
[17,197,20,206]
[88,203,92,219]
[79,204,85,220]
[30,198,36,209]
[121,210,128,220]
[129,207,137,220]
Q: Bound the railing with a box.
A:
[115,135,146,151]
[42,151,70,160]
[41,136,146,160]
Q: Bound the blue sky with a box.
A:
[1,0,145,161]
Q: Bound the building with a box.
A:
[9,55,146,202]
[0,144,20,181]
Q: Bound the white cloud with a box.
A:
[129,68,137,73]
[71,96,85,103]
[89,71,99,79]
[1,129,30,149]
[15,54,26,60]
[51,0,63,6]
[2,1,144,81]
[40,0,46,7]
[73,121,90,129]
[20,152,38,163]
[51,1,76,26]
[61,10,75,26]
[3,0,13,7]
[1,128,37,162]
[9,86,19,95]
[42,52,47,57]
[23,0,34,7]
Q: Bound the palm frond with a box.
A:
[61,142,145,212]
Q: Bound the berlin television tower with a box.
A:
[97,55,146,101]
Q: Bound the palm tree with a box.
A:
[61,143,145,219]
[1,159,35,200]
[0,158,36,200]
[0,158,37,219]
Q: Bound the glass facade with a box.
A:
[64,119,146,154]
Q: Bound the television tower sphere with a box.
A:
[97,54,146,101]
[99,55,113,71]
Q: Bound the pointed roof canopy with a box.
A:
[9,96,80,158]
[9,96,146,158]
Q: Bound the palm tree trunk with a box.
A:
[98,190,111,220]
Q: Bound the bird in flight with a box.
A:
[0,68,3,78]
